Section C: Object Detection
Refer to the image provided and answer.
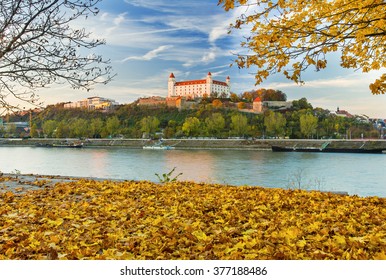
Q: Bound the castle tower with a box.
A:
[253,97,263,113]
[206,72,213,96]
[168,73,176,97]
[226,76,230,86]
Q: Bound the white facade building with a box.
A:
[64,96,119,111]
[168,72,230,98]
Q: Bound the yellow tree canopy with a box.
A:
[218,0,386,94]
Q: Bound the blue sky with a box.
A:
[37,0,386,118]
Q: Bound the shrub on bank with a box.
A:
[1,179,386,260]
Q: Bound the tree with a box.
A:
[0,0,114,113]
[56,120,70,138]
[205,113,225,137]
[139,116,160,137]
[42,120,57,138]
[182,117,201,137]
[300,113,318,139]
[261,89,287,102]
[230,92,239,103]
[105,116,120,137]
[70,118,90,138]
[90,118,104,138]
[230,113,248,137]
[212,99,223,108]
[264,111,287,138]
[292,98,313,110]
[219,0,386,95]
[30,123,39,138]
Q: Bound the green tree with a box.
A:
[264,111,287,137]
[163,120,177,139]
[230,113,248,137]
[139,116,160,137]
[219,0,386,94]
[30,123,39,138]
[182,117,201,137]
[106,116,120,137]
[90,118,104,138]
[300,113,318,139]
[42,120,57,138]
[56,121,70,138]
[5,123,17,137]
[292,98,313,110]
[205,113,225,137]
[71,119,90,138]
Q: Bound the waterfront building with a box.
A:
[64,96,118,111]
[168,72,230,98]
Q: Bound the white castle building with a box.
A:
[168,72,230,98]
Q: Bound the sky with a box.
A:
[36,0,386,118]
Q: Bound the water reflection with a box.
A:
[89,149,109,176]
[0,147,385,197]
[164,150,216,183]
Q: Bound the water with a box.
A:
[0,146,385,197]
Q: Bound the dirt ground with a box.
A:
[0,173,86,194]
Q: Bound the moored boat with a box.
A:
[52,142,83,148]
[271,145,384,154]
[143,145,175,150]
[36,141,83,148]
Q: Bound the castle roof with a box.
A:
[171,72,229,87]
[254,97,262,102]
[175,79,228,87]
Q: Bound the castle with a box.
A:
[168,72,230,98]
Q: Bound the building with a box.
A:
[64,96,118,111]
[253,97,263,113]
[168,72,230,98]
[252,98,293,113]
[137,96,166,107]
[335,107,353,118]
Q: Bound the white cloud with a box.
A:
[121,45,173,62]
[113,12,127,26]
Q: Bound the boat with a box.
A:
[271,145,321,152]
[143,145,175,150]
[271,145,384,154]
[52,142,83,148]
[143,140,175,150]
[36,141,83,148]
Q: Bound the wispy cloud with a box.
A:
[121,45,173,62]
[37,0,385,118]
[124,0,206,13]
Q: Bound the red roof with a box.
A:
[213,80,228,86]
[175,79,206,86]
[208,72,212,76]
[169,73,175,78]
[175,79,228,87]
[254,97,262,102]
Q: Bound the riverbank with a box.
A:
[1,138,386,151]
[1,175,386,260]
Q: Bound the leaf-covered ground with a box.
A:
[1,178,386,260]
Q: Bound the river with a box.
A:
[0,146,385,197]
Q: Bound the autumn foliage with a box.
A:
[1,178,386,260]
[218,0,386,94]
